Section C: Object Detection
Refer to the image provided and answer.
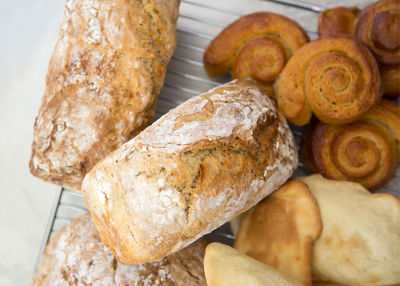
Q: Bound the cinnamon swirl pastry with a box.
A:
[276,37,381,126]
[301,100,400,190]
[203,12,309,96]
[318,0,400,99]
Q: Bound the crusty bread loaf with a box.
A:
[30,0,180,191]
[82,79,298,264]
[32,213,207,286]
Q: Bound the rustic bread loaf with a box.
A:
[30,0,180,191]
[82,79,298,264]
[32,213,207,286]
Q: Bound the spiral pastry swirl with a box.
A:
[356,0,400,66]
[276,37,382,126]
[318,1,400,98]
[301,100,400,191]
[203,12,309,94]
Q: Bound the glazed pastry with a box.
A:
[301,100,400,190]
[356,0,400,98]
[204,12,309,95]
[381,63,400,99]
[318,0,400,99]
[30,0,180,191]
[234,180,322,286]
[82,79,298,264]
[318,6,360,37]
[204,243,303,286]
[356,0,400,66]
[276,36,381,126]
[32,213,207,286]
[298,175,400,286]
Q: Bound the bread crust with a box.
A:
[30,0,180,191]
[82,79,298,264]
[32,213,207,286]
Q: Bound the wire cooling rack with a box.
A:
[35,0,398,271]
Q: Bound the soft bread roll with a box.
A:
[32,213,207,286]
[298,174,400,286]
[82,79,298,264]
[234,180,322,286]
[204,243,302,286]
[30,0,180,191]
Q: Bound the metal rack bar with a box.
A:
[34,187,63,271]
[261,0,325,12]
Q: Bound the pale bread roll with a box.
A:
[298,174,400,286]
[204,242,303,286]
[234,179,322,286]
[82,79,298,263]
[30,0,180,191]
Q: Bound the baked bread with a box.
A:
[203,12,309,96]
[204,242,303,286]
[82,79,298,264]
[276,36,381,126]
[232,175,400,286]
[317,0,400,99]
[32,213,207,286]
[301,100,400,190]
[234,180,322,286]
[298,175,400,286]
[30,0,180,191]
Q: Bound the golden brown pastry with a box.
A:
[356,0,400,66]
[234,180,322,286]
[30,0,180,191]
[32,213,207,286]
[356,0,400,99]
[298,175,400,286]
[382,65,400,99]
[276,36,381,126]
[318,0,400,99]
[203,12,309,95]
[204,243,303,286]
[318,6,360,37]
[301,100,400,190]
[82,79,298,264]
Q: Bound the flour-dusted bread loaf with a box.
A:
[30,0,180,191]
[32,213,207,286]
[82,79,298,264]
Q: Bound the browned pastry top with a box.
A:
[30,0,179,191]
[301,100,400,190]
[32,213,207,286]
[318,6,360,37]
[203,11,308,93]
[356,0,400,65]
[276,36,381,126]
